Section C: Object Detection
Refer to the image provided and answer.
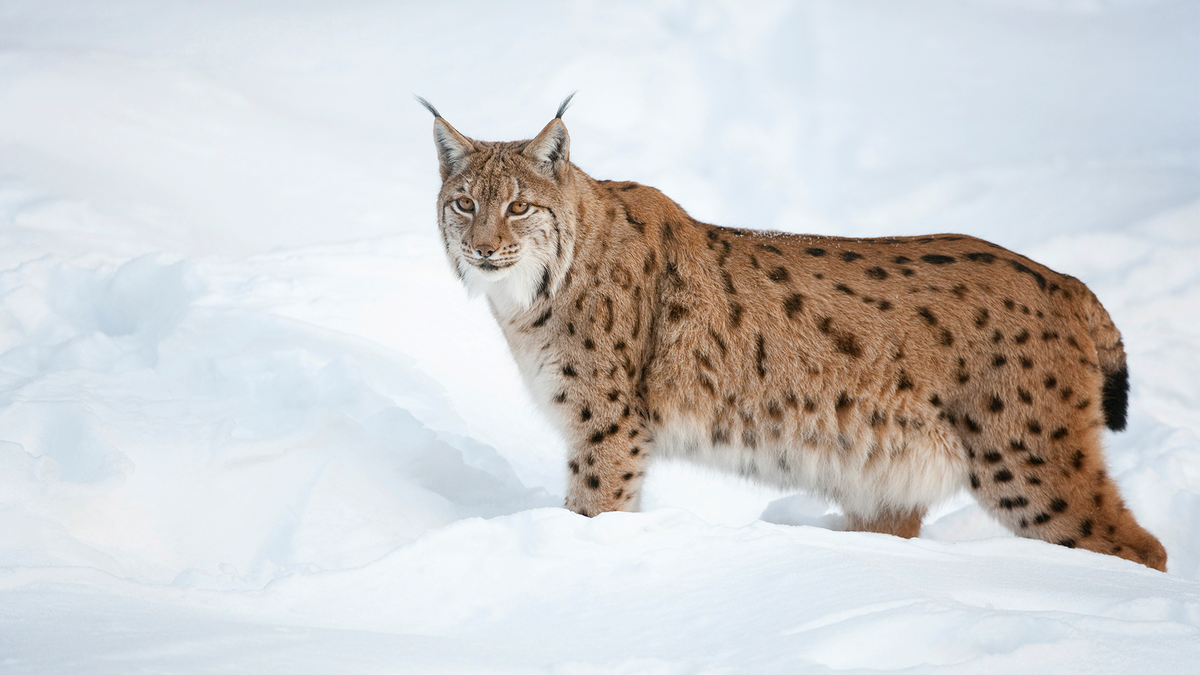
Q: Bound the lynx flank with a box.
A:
[420,96,1167,571]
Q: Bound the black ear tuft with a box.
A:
[555,91,578,120]
[414,95,441,118]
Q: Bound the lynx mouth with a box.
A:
[474,259,516,272]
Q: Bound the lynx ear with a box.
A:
[417,97,475,180]
[432,117,475,180]
[524,119,571,179]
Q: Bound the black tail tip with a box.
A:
[1102,365,1129,432]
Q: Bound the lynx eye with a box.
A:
[508,201,530,216]
[455,197,475,212]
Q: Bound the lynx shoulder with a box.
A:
[421,97,1166,571]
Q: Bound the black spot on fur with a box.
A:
[668,304,688,322]
[917,307,937,325]
[1101,365,1129,432]
[536,267,551,297]
[1018,388,1033,404]
[554,391,567,403]
[1020,357,1033,369]
[756,334,767,378]
[663,262,683,288]
[587,476,600,489]
[975,308,989,328]
[1010,439,1027,451]
[581,407,592,421]
[964,415,982,433]
[877,300,892,311]
[805,247,826,257]
[897,371,914,391]
[970,473,980,489]
[590,431,604,444]
[1014,329,1030,344]
[983,450,1002,463]
[1027,421,1042,435]
[834,332,862,358]
[1080,519,1093,537]
[728,303,743,328]
[1058,538,1076,549]
[1034,512,1051,524]
[894,256,912,264]
[999,496,1028,509]
[1044,375,1057,389]
[1051,427,1069,440]
[532,307,553,328]
[569,460,580,474]
[562,364,577,377]
[841,251,863,262]
[1010,260,1047,290]
[583,338,595,350]
[994,469,1014,483]
[760,244,783,255]
[767,267,789,282]
[929,394,943,407]
[1050,498,1068,512]
[992,355,1007,367]
[836,392,853,410]
[866,267,888,280]
[721,270,736,294]
[966,252,996,263]
[989,395,1004,413]
[1027,456,1046,466]
[940,329,954,346]
[835,283,856,295]
[921,254,955,265]
[630,447,640,455]
[783,294,803,319]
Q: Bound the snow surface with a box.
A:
[1,1,1198,672]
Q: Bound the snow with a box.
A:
[0,0,1198,672]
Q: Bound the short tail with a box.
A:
[1078,282,1129,431]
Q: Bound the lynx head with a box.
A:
[420,95,580,312]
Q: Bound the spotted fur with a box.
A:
[423,99,1166,572]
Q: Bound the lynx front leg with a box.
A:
[562,397,651,517]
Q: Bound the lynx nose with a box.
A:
[473,243,496,259]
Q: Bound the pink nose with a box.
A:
[474,243,496,258]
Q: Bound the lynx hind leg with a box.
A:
[846,507,927,539]
[959,399,1167,572]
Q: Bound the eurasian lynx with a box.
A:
[420,96,1166,571]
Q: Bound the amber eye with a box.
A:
[508,201,530,216]
[455,197,475,212]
